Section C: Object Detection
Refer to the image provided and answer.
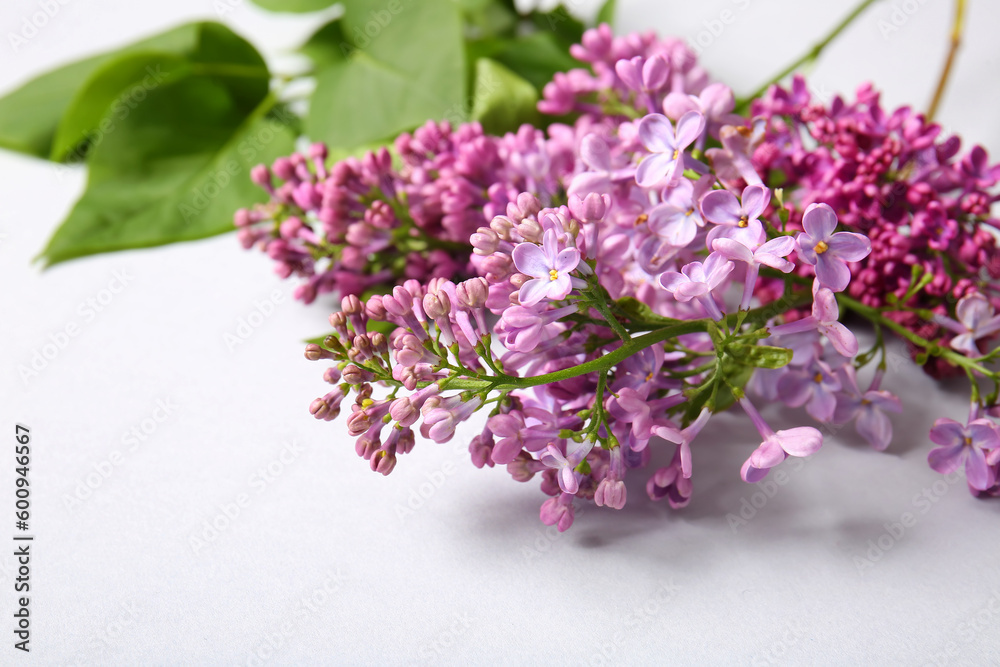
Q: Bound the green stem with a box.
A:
[837,293,995,377]
[926,0,966,121]
[737,0,880,110]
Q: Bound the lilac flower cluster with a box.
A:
[242,25,1000,528]
[234,121,576,303]
[750,76,1000,371]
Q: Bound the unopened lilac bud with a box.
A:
[509,272,530,288]
[372,450,396,475]
[329,312,349,339]
[323,367,341,384]
[309,142,328,161]
[341,294,367,332]
[365,294,387,320]
[643,54,670,91]
[390,397,419,427]
[456,277,489,309]
[304,343,335,361]
[514,192,541,220]
[369,332,388,355]
[396,427,415,455]
[250,165,271,188]
[352,335,373,361]
[490,215,516,240]
[568,192,609,222]
[422,292,451,320]
[342,364,374,385]
[272,157,295,181]
[471,226,500,255]
[234,208,252,228]
[516,217,543,243]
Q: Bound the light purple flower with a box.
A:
[647,447,692,509]
[933,293,1000,357]
[832,366,901,451]
[794,203,871,292]
[652,407,711,479]
[768,287,858,357]
[928,413,1000,490]
[701,184,770,249]
[540,441,593,494]
[540,493,575,532]
[512,228,581,306]
[646,176,712,248]
[739,397,823,483]
[776,358,841,422]
[635,111,706,187]
[712,234,795,311]
[658,252,734,320]
[663,82,741,143]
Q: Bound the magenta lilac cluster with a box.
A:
[750,76,1000,370]
[239,25,1000,529]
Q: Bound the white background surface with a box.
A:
[3,0,1000,665]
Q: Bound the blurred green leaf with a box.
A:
[596,0,616,26]
[0,22,241,160]
[50,23,269,161]
[39,85,295,267]
[467,31,578,92]
[528,5,586,49]
[470,58,538,134]
[306,0,466,149]
[249,0,338,12]
[614,296,681,327]
[300,19,351,68]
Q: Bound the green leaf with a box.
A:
[50,23,269,161]
[0,22,237,159]
[458,0,518,37]
[249,0,338,12]
[528,5,586,49]
[713,358,754,413]
[301,19,351,68]
[306,0,466,149]
[724,343,793,369]
[470,59,538,135]
[614,296,681,327]
[38,87,296,266]
[595,0,616,26]
[473,31,578,91]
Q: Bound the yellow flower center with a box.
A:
[815,240,829,254]
[738,215,748,228]
[686,207,695,216]
[965,437,973,446]
[813,372,823,384]
[672,149,680,160]
[645,371,654,381]
[549,269,559,282]
[636,213,649,226]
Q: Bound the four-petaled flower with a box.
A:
[928,414,1000,490]
[658,252,734,320]
[512,228,581,306]
[768,286,859,358]
[795,203,871,292]
[635,111,706,187]
[739,397,824,483]
[832,366,902,451]
[933,292,1000,357]
[540,442,593,495]
[701,183,770,248]
[712,232,795,311]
